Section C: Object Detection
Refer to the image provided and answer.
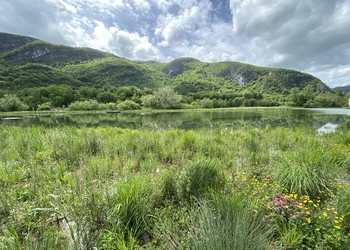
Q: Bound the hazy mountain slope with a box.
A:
[0,33,110,64]
[333,85,350,93]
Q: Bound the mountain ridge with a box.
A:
[0,32,346,110]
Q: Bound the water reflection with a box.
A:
[1,108,349,130]
[317,123,338,134]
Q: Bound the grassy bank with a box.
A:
[0,106,292,117]
[1,126,350,249]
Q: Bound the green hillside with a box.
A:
[0,32,347,111]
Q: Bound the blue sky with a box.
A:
[0,0,350,87]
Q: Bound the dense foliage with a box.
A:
[1,126,350,249]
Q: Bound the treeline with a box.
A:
[0,84,348,112]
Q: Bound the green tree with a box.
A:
[199,98,214,108]
[97,92,117,103]
[0,94,29,111]
[141,87,182,109]
[117,100,141,111]
[116,86,142,102]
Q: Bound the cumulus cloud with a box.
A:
[88,21,164,61]
[173,22,245,62]
[155,0,212,46]
[230,0,350,86]
[0,0,70,44]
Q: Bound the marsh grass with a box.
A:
[0,126,349,249]
[188,193,273,250]
[273,141,336,199]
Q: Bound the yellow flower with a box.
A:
[334,220,339,224]
[306,218,311,223]
[334,225,341,229]
[323,212,328,218]
[315,228,320,231]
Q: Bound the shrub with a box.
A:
[68,100,99,111]
[117,100,141,111]
[37,102,52,111]
[0,94,29,112]
[141,87,182,109]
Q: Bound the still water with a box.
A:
[1,108,349,130]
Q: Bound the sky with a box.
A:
[0,0,350,87]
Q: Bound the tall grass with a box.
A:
[189,193,273,250]
[0,126,349,249]
[273,141,336,199]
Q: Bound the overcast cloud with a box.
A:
[0,0,349,87]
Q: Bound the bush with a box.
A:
[141,87,182,109]
[0,94,29,112]
[68,100,118,111]
[117,100,141,111]
[37,102,52,111]
[68,100,99,111]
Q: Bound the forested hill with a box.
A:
[0,32,347,110]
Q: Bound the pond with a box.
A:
[1,108,349,130]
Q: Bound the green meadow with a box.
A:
[1,124,350,249]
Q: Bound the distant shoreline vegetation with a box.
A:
[0,85,348,112]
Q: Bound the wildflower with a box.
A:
[334,225,341,230]
[323,212,328,218]
[315,228,320,231]
[306,218,311,223]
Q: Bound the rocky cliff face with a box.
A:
[163,57,199,76]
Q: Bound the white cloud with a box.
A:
[155,0,212,46]
[133,0,151,11]
[228,0,350,86]
[172,22,245,62]
[76,21,164,61]
[308,65,350,88]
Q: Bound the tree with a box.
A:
[116,86,142,102]
[141,87,182,109]
[199,98,214,108]
[117,100,141,111]
[0,94,29,111]
[97,92,117,103]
